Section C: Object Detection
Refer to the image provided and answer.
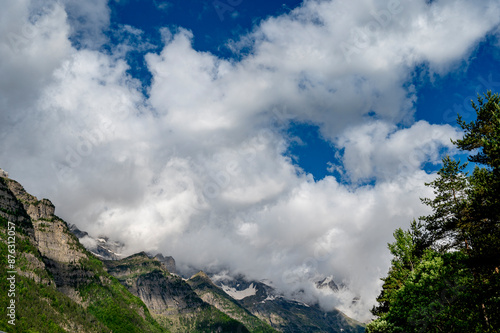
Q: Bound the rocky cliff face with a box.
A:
[0,178,53,287]
[103,253,249,332]
[0,177,32,230]
[103,252,197,315]
[3,177,90,296]
[5,179,54,219]
[154,253,177,274]
[0,168,8,178]
[4,178,86,264]
[0,174,167,332]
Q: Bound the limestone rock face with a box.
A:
[5,177,38,204]
[154,253,177,274]
[3,178,87,264]
[44,258,95,288]
[136,270,203,315]
[0,178,94,305]
[0,177,89,294]
[5,179,55,220]
[104,253,204,316]
[0,178,34,241]
[18,252,53,285]
[26,199,55,221]
[0,182,19,213]
[33,219,87,264]
[0,181,26,220]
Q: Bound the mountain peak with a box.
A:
[0,168,8,178]
[191,270,210,280]
[153,253,177,274]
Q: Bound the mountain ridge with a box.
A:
[0,171,365,332]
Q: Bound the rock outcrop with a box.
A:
[4,178,86,265]
[103,252,207,315]
[0,177,32,229]
[154,253,177,274]
[0,168,8,178]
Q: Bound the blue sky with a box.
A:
[1,0,500,322]
[105,0,303,88]
[109,0,303,53]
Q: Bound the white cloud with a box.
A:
[1,0,500,322]
[0,1,72,127]
[337,120,462,183]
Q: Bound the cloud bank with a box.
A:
[1,0,499,321]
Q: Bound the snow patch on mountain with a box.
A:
[221,283,257,300]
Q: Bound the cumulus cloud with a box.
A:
[1,0,500,322]
[337,120,462,183]
[0,0,72,128]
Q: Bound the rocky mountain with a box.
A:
[315,276,340,292]
[153,252,177,274]
[0,168,8,178]
[0,171,365,332]
[209,275,365,333]
[103,252,249,332]
[0,174,166,332]
[187,272,277,332]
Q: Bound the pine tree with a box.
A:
[453,92,500,329]
[419,157,469,253]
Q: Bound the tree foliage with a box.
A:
[368,92,500,332]
[371,221,424,317]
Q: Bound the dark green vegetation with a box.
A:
[367,92,500,333]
